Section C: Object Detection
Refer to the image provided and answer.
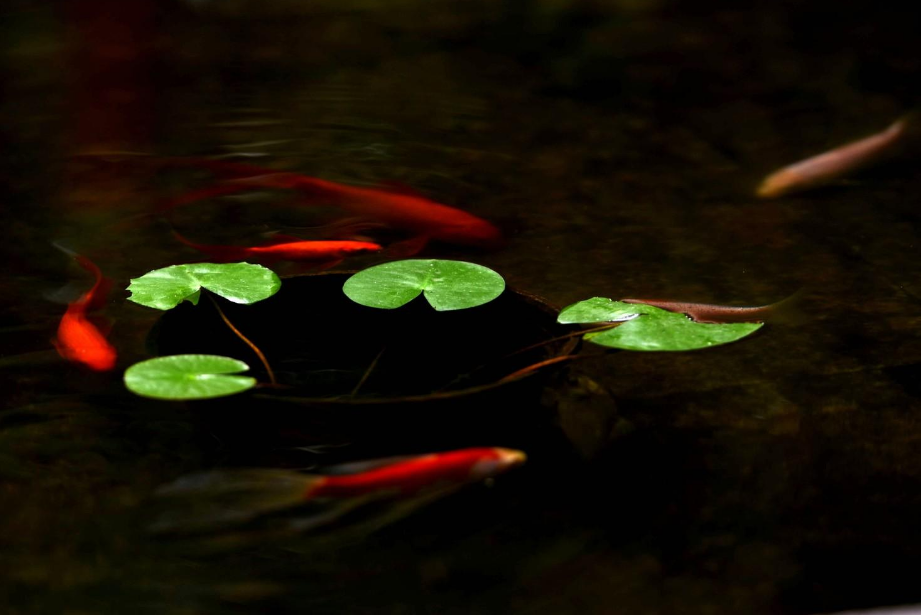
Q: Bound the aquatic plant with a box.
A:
[557,297,763,351]
[342,259,505,311]
[124,354,256,400]
[125,262,281,399]
[127,262,281,310]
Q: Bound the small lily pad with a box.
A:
[558,297,659,324]
[558,297,762,351]
[343,259,505,311]
[124,354,256,400]
[127,263,281,310]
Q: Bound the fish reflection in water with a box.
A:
[151,447,526,537]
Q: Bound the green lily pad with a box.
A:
[127,263,281,310]
[558,297,763,351]
[343,259,505,311]
[124,354,256,400]
[558,297,660,324]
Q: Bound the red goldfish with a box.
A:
[757,114,915,199]
[621,292,801,324]
[53,248,117,371]
[153,447,526,533]
[236,173,503,249]
[172,229,381,266]
[161,159,502,250]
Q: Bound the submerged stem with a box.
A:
[439,322,619,391]
[502,323,619,360]
[207,293,276,385]
[497,351,608,384]
[351,346,385,397]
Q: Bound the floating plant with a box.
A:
[125,262,282,398]
[557,297,763,351]
[127,262,281,310]
[343,259,505,311]
[124,354,256,400]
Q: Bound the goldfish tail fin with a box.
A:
[766,288,809,326]
[151,469,322,535]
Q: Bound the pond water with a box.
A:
[3,1,921,613]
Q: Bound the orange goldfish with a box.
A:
[53,248,117,371]
[154,447,526,533]
[172,228,381,266]
[757,114,915,199]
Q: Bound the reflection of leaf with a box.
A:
[558,297,762,351]
[127,263,281,310]
[343,259,505,311]
[124,355,256,400]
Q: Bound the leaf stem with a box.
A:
[439,323,618,390]
[497,351,608,383]
[502,323,619,360]
[351,347,385,397]
[206,293,276,385]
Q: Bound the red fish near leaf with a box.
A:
[53,247,117,371]
[160,159,503,251]
[172,228,382,267]
[153,447,527,533]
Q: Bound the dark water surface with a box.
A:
[3,1,921,613]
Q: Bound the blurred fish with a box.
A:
[171,228,381,267]
[52,245,117,371]
[159,159,503,250]
[757,113,916,198]
[621,291,802,324]
[152,447,526,534]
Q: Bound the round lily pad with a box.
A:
[127,263,281,310]
[558,297,762,351]
[124,354,256,400]
[342,259,505,311]
[558,297,659,324]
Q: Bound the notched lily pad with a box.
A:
[558,297,659,324]
[124,354,256,400]
[343,259,505,311]
[127,263,281,310]
[559,297,762,351]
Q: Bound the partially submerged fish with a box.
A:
[52,246,117,371]
[621,292,801,324]
[171,228,381,266]
[153,447,526,534]
[160,159,502,250]
[757,114,915,199]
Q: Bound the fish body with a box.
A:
[757,116,909,198]
[172,229,381,265]
[621,297,791,324]
[153,447,526,533]
[307,447,527,498]
[161,158,502,249]
[266,174,504,249]
[53,252,117,371]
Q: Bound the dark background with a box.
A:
[2,1,921,613]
